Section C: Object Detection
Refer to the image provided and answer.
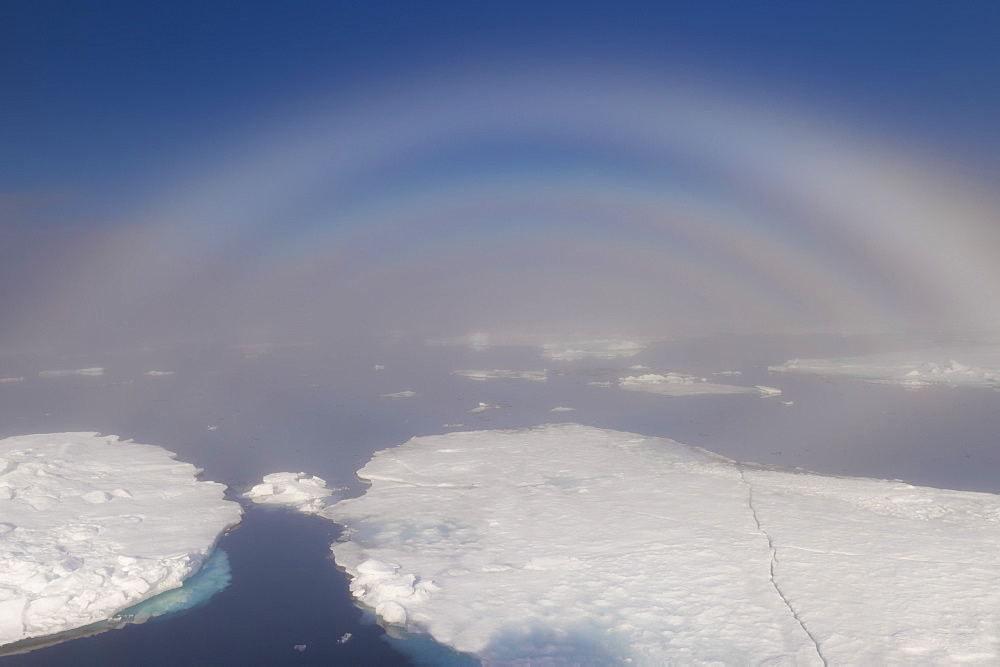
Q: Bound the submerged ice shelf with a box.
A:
[0,433,241,648]
[323,424,1000,664]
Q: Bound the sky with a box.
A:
[3,0,1000,352]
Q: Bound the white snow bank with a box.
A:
[323,424,1000,664]
[770,348,1000,389]
[452,370,547,382]
[541,339,646,361]
[244,472,336,514]
[38,368,105,378]
[618,372,765,397]
[0,433,241,647]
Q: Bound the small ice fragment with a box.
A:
[467,402,500,414]
[0,377,24,383]
[245,472,335,513]
[338,632,352,644]
[381,390,416,398]
[442,424,465,428]
[550,406,575,412]
[755,385,782,397]
[143,370,174,377]
[374,364,385,371]
[206,426,218,431]
[293,644,307,652]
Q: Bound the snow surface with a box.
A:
[770,348,1000,389]
[618,372,774,397]
[0,433,241,647]
[452,369,547,382]
[323,423,1000,664]
[244,472,336,514]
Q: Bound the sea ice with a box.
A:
[540,339,646,361]
[452,370,547,382]
[38,368,105,378]
[0,378,24,384]
[466,402,500,414]
[381,390,416,398]
[244,472,337,513]
[0,433,241,648]
[618,372,761,397]
[323,423,1000,664]
[142,370,174,377]
[770,347,1000,389]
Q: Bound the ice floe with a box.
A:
[244,472,336,513]
[0,433,241,648]
[452,370,547,382]
[323,423,1000,664]
[770,348,1000,389]
[0,378,24,384]
[540,339,647,361]
[466,402,500,414]
[618,372,770,397]
[381,390,416,398]
[38,368,105,378]
[549,406,575,412]
[142,370,174,377]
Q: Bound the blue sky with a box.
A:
[3,1,1000,349]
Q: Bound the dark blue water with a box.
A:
[2,333,998,663]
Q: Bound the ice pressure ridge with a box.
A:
[0,433,242,648]
[323,423,1000,664]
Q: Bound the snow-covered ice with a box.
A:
[38,368,105,378]
[323,423,1000,664]
[770,348,1000,389]
[618,372,763,397]
[0,433,241,648]
[466,402,500,414]
[244,472,336,514]
[381,390,416,398]
[452,369,547,382]
[540,339,647,361]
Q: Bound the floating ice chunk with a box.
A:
[755,385,782,397]
[452,370,547,382]
[585,381,612,387]
[0,433,241,648]
[374,364,385,371]
[442,424,465,428]
[324,423,1000,664]
[381,391,416,398]
[540,339,646,361]
[619,373,758,397]
[293,644,307,652]
[39,368,105,378]
[770,347,1000,389]
[142,371,174,377]
[713,369,742,376]
[338,632,352,644]
[0,377,24,384]
[244,472,336,514]
[549,406,575,412]
[467,402,500,414]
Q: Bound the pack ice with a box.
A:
[0,433,242,648]
[770,347,1000,389]
[323,424,1000,664]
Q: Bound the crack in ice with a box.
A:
[738,466,828,666]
